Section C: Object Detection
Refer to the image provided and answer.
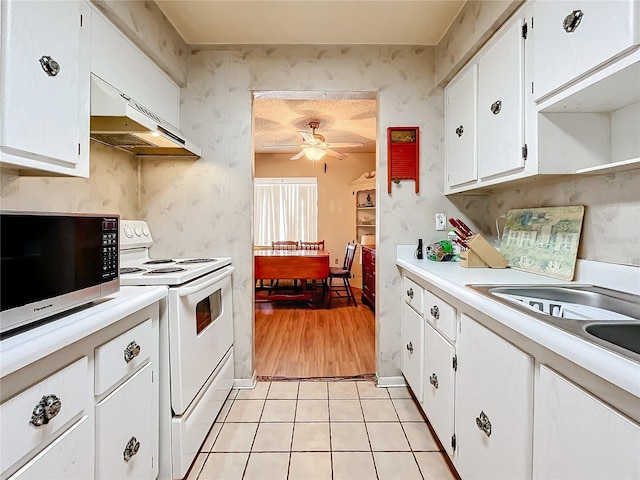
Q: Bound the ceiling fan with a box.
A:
[266,121,364,161]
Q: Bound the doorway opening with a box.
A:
[252,90,378,380]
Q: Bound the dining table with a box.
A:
[254,249,330,306]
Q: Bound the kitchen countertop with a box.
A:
[0,286,167,378]
[396,250,640,400]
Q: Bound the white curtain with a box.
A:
[254,178,318,246]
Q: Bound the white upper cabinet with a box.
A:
[533,0,640,102]
[0,0,90,177]
[445,64,477,188]
[477,18,525,179]
[90,7,179,127]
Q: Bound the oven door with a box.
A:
[167,265,234,415]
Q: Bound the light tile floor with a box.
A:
[187,380,457,480]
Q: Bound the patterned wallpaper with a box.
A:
[139,45,449,381]
[1,142,138,218]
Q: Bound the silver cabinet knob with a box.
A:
[30,394,62,426]
[490,100,502,115]
[455,125,464,137]
[430,305,440,319]
[406,342,414,354]
[406,288,414,299]
[124,341,141,363]
[39,55,60,77]
[563,9,583,33]
[476,411,492,437]
[429,373,439,389]
[123,436,140,462]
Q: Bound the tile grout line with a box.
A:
[358,383,381,480]
[391,395,427,480]
[240,381,272,480]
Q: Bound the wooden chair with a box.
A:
[326,243,358,307]
[272,240,299,250]
[299,240,325,250]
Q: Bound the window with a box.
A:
[254,178,318,246]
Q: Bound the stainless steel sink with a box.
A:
[468,284,640,363]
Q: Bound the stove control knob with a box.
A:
[142,226,150,236]
[134,226,142,237]
[123,225,133,238]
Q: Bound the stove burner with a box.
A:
[176,258,216,265]
[144,267,187,275]
[120,267,146,274]
[144,259,174,265]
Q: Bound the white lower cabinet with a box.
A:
[423,323,456,456]
[533,364,640,479]
[95,362,158,480]
[401,302,424,401]
[454,314,534,480]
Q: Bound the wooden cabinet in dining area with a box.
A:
[361,246,375,311]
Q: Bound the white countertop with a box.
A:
[0,286,167,378]
[396,251,640,399]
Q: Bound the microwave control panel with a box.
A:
[102,217,119,280]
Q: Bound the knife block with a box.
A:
[460,234,508,268]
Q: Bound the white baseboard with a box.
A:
[234,370,257,389]
[376,375,406,387]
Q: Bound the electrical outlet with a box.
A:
[335,258,339,264]
[435,213,447,231]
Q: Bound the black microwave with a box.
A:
[0,211,120,334]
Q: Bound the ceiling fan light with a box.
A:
[303,146,326,161]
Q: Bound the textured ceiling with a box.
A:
[155,1,466,46]
[254,94,377,155]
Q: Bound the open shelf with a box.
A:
[575,157,640,175]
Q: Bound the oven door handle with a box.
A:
[177,265,234,297]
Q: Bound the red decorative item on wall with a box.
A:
[387,127,419,194]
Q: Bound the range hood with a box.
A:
[90,75,201,158]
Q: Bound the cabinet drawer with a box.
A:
[95,318,152,395]
[424,290,457,342]
[534,0,640,101]
[8,416,93,480]
[95,362,157,480]
[0,357,88,473]
[403,276,424,315]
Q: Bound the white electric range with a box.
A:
[120,220,235,480]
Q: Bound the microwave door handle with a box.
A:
[176,266,234,297]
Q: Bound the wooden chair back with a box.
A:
[342,243,357,272]
[272,240,299,250]
[299,240,325,250]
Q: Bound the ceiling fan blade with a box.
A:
[289,150,306,160]
[262,144,304,149]
[324,148,347,159]
[299,131,317,144]
[327,141,364,148]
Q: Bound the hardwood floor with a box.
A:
[255,288,375,379]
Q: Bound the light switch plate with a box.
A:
[435,213,447,231]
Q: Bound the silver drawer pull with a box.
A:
[406,342,413,354]
[406,287,414,299]
[430,305,440,319]
[123,436,140,462]
[476,411,492,437]
[563,9,583,33]
[124,341,141,363]
[429,373,439,389]
[30,394,62,426]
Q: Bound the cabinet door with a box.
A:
[454,314,534,480]
[95,362,158,480]
[423,323,456,456]
[534,0,639,101]
[401,303,424,402]
[477,18,526,179]
[445,64,477,188]
[533,365,640,480]
[0,0,90,176]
